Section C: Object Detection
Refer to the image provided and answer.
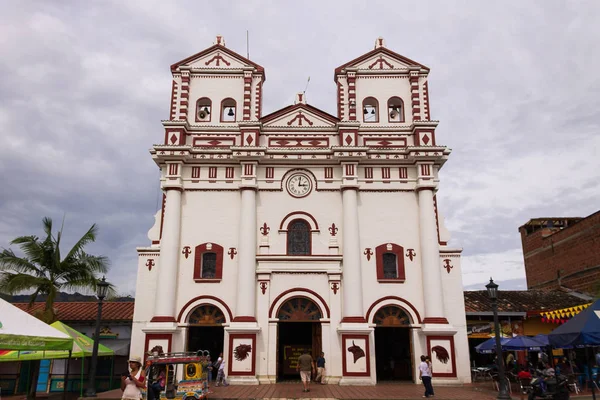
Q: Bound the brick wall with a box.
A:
[519,211,600,295]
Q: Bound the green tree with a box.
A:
[0,217,114,399]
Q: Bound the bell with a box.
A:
[227,108,235,117]
[363,107,368,115]
[203,107,210,114]
[371,109,376,115]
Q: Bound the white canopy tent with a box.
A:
[0,298,73,352]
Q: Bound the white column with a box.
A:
[235,188,257,320]
[341,188,364,319]
[418,188,445,320]
[153,188,182,320]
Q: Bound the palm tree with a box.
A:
[0,216,114,399]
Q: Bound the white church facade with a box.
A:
[131,36,470,385]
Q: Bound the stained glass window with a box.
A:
[287,220,310,255]
[201,253,217,278]
[382,252,397,279]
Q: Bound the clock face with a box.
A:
[286,172,312,198]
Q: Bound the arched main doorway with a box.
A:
[374,305,413,381]
[276,297,322,381]
[186,304,225,366]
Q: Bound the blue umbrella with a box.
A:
[532,334,549,346]
[475,337,511,354]
[548,298,600,348]
[503,335,545,351]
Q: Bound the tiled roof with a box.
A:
[464,290,590,315]
[13,302,134,322]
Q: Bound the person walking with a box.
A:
[315,352,326,384]
[296,350,315,393]
[419,355,434,398]
[215,352,229,387]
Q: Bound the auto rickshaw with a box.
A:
[146,351,210,400]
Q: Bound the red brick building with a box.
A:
[519,210,600,296]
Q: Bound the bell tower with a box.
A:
[163,35,266,146]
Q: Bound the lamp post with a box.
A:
[85,276,110,397]
[486,278,511,400]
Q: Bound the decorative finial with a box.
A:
[374,37,385,49]
[295,92,306,105]
[214,35,226,47]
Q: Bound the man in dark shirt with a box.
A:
[296,350,315,392]
[315,352,326,384]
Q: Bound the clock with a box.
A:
[286,172,312,198]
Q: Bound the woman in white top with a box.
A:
[121,356,146,400]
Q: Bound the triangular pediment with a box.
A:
[171,44,265,74]
[261,104,339,128]
[335,47,429,74]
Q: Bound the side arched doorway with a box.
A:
[186,305,226,364]
[374,305,413,381]
[276,297,322,381]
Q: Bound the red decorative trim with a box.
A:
[399,167,408,179]
[443,259,453,274]
[232,316,257,322]
[426,336,457,378]
[365,167,373,182]
[260,103,339,125]
[365,296,422,324]
[364,248,373,261]
[193,243,224,280]
[268,137,330,148]
[228,333,256,376]
[341,334,371,377]
[144,333,172,361]
[268,288,330,318]
[334,46,430,78]
[341,316,367,323]
[330,282,339,294]
[375,243,405,281]
[150,316,177,323]
[169,80,177,120]
[259,281,268,295]
[171,44,265,75]
[177,295,233,323]
[278,210,319,230]
[260,222,270,236]
[191,167,201,179]
[228,247,237,259]
[145,259,155,271]
[422,317,449,324]
[423,81,431,120]
[382,167,391,180]
[265,167,274,180]
[328,223,338,236]
[152,240,160,245]
[406,249,416,261]
[286,111,314,126]
[324,167,333,180]
[368,56,394,69]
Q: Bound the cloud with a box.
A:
[0,1,599,296]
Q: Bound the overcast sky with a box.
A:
[1,1,599,296]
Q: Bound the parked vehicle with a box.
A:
[527,373,570,400]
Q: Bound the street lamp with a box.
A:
[486,278,511,400]
[85,276,110,397]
